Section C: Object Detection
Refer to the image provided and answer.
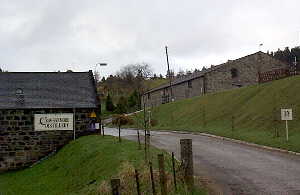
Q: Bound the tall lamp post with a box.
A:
[94,63,107,133]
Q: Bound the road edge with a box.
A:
[165,129,300,156]
[122,127,300,156]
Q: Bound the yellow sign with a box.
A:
[89,111,97,118]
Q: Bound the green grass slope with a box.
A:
[141,76,300,152]
[0,135,206,195]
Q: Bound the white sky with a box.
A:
[1,0,300,77]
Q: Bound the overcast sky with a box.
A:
[1,0,300,77]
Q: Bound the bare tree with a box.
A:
[117,63,153,79]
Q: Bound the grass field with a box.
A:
[0,135,206,195]
[131,76,300,152]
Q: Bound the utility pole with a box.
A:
[294,56,297,75]
[94,63,107,134]
[165,46,173,102]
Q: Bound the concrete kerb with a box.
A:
[159,129,300,157]
[122,127,300,157]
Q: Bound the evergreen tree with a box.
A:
[128,90,141,110]
[115,96,128,114]
[105,94,115,112]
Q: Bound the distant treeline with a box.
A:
[268,46,300,69]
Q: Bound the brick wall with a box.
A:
[0,108,95,172]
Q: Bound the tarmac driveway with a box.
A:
[105,128,300,195]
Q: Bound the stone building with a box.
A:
[0,71,99,172]
[143,52,289,107]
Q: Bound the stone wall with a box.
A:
[0,108,95,172]
[205,52,288,93]
[143,52,289,107]
[144,77,205,108]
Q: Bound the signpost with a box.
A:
[281,109,293,141]
[34,113,74,131]
[95,123,100,130]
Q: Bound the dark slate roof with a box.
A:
[0,71,98,109]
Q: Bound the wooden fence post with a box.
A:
[146,132,150,162]
[137,130,141,150]
[149,162,156,195]
[158,154,167,195]
[102,124,105,136]
[172,152,177,191]
[135,169,141,195]
[180,139,194,191]
[118,125,121,142]
[231,115,235,134]
[111,178,121,195]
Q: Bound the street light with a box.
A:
[94,63,107,82]
[94,62,107,134]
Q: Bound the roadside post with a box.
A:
[148,110,151,127]
[102,123,105,136]
[180,139,194,191]
[281,109,293,141]
[73,108,76,140]
[171,152,177,191]
[135,169,141,195]
[95,122,100,135]
[111,178,121,195]
[149,162,156,195]
[158,154,167,195]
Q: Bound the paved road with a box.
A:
[105,127,300,195]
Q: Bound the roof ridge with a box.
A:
[0,71,91,74]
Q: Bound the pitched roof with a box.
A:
[0,71,98,109]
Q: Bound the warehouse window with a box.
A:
[231,68,238,78]
[16,88,23,95]
[188,80,192,88]
[16,88,24,105]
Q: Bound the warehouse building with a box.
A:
[142,52,289,107]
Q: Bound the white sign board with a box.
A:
[281,109,293,121]
[95,123,100,130]
[34,113,74,131]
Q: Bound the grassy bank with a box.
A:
[0,135,206,195]
[131,76,300,152]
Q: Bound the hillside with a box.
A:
[136,76,300,152]
[143,78,169,90]
[0,135,206,195]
